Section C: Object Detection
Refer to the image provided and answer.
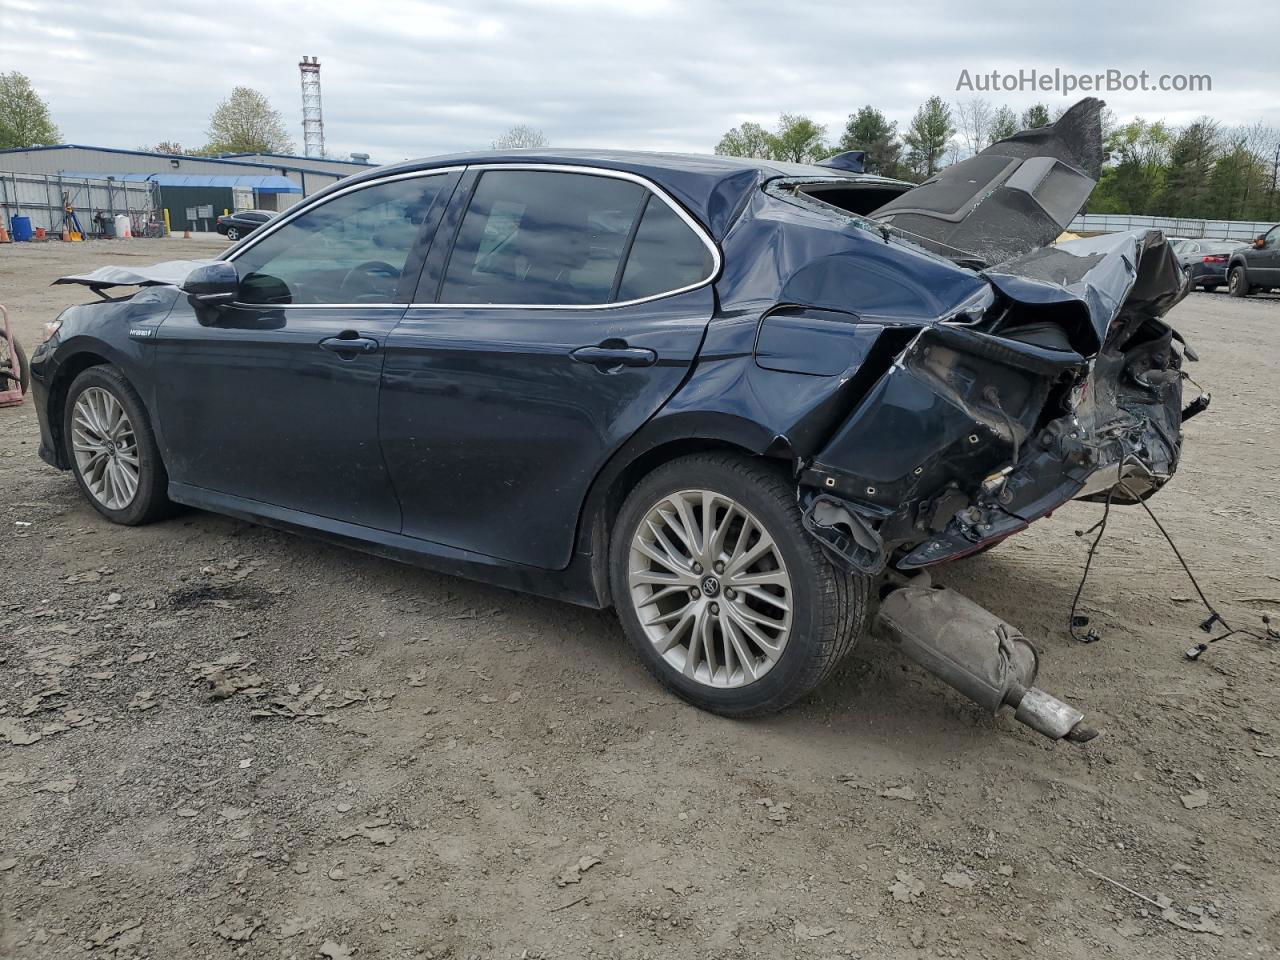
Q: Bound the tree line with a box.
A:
[717,97,1280,223]
[4,71,1276,222]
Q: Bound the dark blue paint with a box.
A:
[30,150,1185,608]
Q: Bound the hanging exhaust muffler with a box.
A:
[876,577,1097,743]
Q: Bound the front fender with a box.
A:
[32,287,180,468]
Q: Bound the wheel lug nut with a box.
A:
[692,562,703,574]
[724,588,735,600]
[713,561,724,574]
[689,587,700,600]
[709,603,719,615]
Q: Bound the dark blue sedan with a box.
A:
[27,100,1197,739]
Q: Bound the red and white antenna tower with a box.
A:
[299,56,325,158]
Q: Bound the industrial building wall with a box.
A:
[0,147,345,197]
[0,171,161,234]
[159,186,236,232]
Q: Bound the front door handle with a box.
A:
[570,345,657,368]
[319,335,379,356]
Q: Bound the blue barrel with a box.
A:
[9,216,33,242]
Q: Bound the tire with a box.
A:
[1228,266,1250,297]
[62,365,172,525]
[225,227,240,241]
[609,452,869,717]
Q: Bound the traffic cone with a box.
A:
[182,228,191,239]
[0,224,10,243]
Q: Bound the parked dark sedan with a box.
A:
[214,209,274,241]
[29,99,1197,742]
[1173,238,1241,291]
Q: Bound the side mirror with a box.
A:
[181,261,239,305]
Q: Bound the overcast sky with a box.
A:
[3,0,1277,163]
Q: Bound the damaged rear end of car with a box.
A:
[705,98,1201,741]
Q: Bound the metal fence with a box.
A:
[1069,213,1277,242]
[0,171,164,237]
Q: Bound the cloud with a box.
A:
[2,0,1275,163]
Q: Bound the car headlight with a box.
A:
[42,318,63,342]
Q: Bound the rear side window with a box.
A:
[616,196,715,302]
[441,170,644,305]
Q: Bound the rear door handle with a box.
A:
[570,345,657,368]
[319,335,379,356]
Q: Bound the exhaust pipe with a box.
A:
[877,578,1097,743]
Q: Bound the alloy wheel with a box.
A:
[627,489,793,688]
[71,387,140,511]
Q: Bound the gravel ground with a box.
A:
[1,238,1278,960]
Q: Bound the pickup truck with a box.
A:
[1227,223,1280,296]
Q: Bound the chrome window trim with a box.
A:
[416,163,722,310]
[221,162,722,311]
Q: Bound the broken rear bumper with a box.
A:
[798,229,1198,574]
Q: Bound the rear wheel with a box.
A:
[1228,266,1250,297]
[609,452,868,717]
[225,226,240,241]
[63,365,172,525]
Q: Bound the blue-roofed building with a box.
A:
[0,144,378,231]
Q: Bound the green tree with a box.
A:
[1020,103,1051,129]
[715,121,772,159]
[204,86,294,154]
[902,97,955,180]
[1159,119,1220,218]
[0,71,60,149]
[766,113,829,163]
[838,106,902,177]
[989,105,1020,142]
[1089,118,1172,214]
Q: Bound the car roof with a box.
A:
[338,149,907,239]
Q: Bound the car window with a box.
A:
[616,195,715,302]
[232,175,446,304]
[1265,227,1280,250]
[1184,242,1199,254]
[440,170,645,305]
[245,213,269,222]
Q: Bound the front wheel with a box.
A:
[1228,266,1251,297]
[609,453,869,717]
[225,227,240,241]
[63,365,172,525]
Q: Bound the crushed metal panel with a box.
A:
[52,260,217,291]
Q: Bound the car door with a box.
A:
[153,169,460,530]
[379,165,719,569]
